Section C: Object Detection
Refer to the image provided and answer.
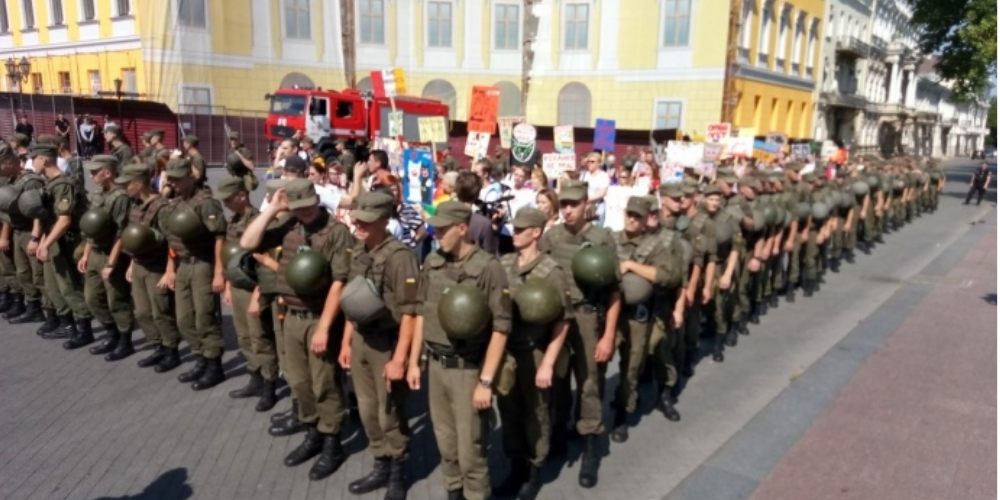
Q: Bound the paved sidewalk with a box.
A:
[748,217,997,500]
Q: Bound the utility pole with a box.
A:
[341,0,357,89]
[721,0,743,124]
[521,0,538,118]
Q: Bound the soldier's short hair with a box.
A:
[455,171,482,204]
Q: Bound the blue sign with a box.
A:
[403,149,435,206]
[594,119,616,152]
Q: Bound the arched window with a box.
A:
[279,72,316,89]
[421,79,457,119]
[556,82,591,127]
[494,81,522,116]
[357,76,373,93]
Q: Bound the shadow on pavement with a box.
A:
[983,293,996,306]
[91,467,193,500]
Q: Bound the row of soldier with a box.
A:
[0,137,945,500]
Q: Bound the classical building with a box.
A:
[913,58,991,157]
[813,0,875,146]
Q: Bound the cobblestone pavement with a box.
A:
[0,158,993,500]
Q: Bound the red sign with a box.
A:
[468,86,500,134]
[706,123,732,143]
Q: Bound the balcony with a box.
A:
[822,90,868,109]
[870,36,888,59]
[869,102,914,115]
[835,36,870,58]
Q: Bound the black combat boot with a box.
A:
[105,331,135,362]
[269,409,309,437]
[803,279,814,298]
[177,355,207,383]
[385,459,408,500]
[309,432,346,480]
[862,241,873,255]
[494,456,530,497]
[712,336,725,363]
[786,288,796,303]
[89,324,120,355]
[284,426,323,467]
[736,314,749,336]
[349,456,391,494]
[0,290,12,313]
[137,344,166,368]
[657,388,681,421]
[748,304,760,324]
[256,378,278,412]
[578,435,600,488]
[271,400,298,425]
[191,356,225,391]
[517,463,543,500]
[229,370,264,399]
[155,347,181,372]
[41,314,75,340]
[35,308,59,335]
[768,293,779,308]
[2,293,24,320]
[10,300,44,324]
[62,319,95,350]
[830,258,841,273]
[844,250,856,264]
[724,324,738,347]
[609,409,629,443]
[759,300,769,316]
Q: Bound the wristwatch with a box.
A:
[479,378,493,389]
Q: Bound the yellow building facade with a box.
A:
[0,0,740,134]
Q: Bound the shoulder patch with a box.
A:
[56,198,70,212]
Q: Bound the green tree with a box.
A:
[988,96,997,147]
[910,0,996,100]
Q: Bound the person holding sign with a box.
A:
[580,152,610,225]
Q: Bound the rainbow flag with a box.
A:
[423,185,451,216]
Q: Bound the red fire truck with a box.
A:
[264,87,449,146]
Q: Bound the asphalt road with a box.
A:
[0,157,994,500]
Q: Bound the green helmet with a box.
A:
[17,188,46,219]
[867,175,880,189]
[80,207,114,240]
[120,223,162,255]
[781,191,794,205]
[796,202,811,221]
[221,241,245,268]
[751,208,766,231]
[341,275,390,325]
[851,181,869,197]
[621,272,654,306]
[513,278,564,325]
[838,190,853,209]
[715,218,734,244]
[892,179,905,193]
[571,245,618,290]
[285,248,332,296]
[811,202,830,221]
[225,152,243,170]
[224,249,258,291]
[929,170,941,182]
[763,205,778,227]
[438,283,491,340]
[167,207,207,239]
[0,185,19,213]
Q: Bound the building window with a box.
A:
[116,0,130,16]
[180,86,212,114]
[58,71,70,92]
[22,0,34,28]
[662,0,691,47]
[776,6,790,67]
[50,0,63,25]
[806,19,817,77]
[284,0,309,39]
[427,1,452,48]
[494,3,519,50]
[421,79,457,119]
[495,81,521,116]
[178,0,206,28]
[87,70,100,94]
[792,15,804,68]
[655,100,683,130]
[556,82,591,128]
[81,0,95,20]
[564,3,589,50]
[738,0,754,61]
[757,0,773,66]
[0,1,9,32]
[122,68,137,98]
[30,72,41,93]
[359,0,384,44]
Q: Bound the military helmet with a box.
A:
[837,190,853,209]
[781,191,794,205]
[221,241,245,268]
[167,206,207,239]
[929,170,941,182]
[80,207,114,240]
[796,202,811,221]
[851,181,869,197]
[621,272,654,306]
[341,275,390,325]
[513,278,564,325]
[120,224,162,255]
[715,218,734,244]
[811,202,830,221]
[285,248,332,296]
[224,249,259,291]
[763,204,778,228]
[867,175,880,189]
[438,283,491,340]
[17,188,46,219]
[225,152,243,170]
[0,184,19,213]
[751,208,766,231]
[571,244,618,290]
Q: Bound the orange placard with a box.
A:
[468,86,500,134]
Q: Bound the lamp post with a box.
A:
[5,56,30,116]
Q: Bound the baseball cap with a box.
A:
[427,200,472,228]
[265,179,287,197]
[285,178,318,210]
[658,183,684,198]
[558,180,588,202]
[85,154,120,173]
[114,163,152,185]
[625,196,654,217]
[29,143,58,159]
[511,207,547,229]
[214,176,247,200]
[354,191,395,223]
[283,155,308,174]
[702,184,723,196]
[165,158,193,178]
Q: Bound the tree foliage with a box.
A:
[909,0,996,100]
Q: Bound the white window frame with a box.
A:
[358,0,385,45]
[660,0,692,48]
[121,67,137,98]
[21,0,34,29]
[87,69,101,94]
[562,2,590,51]
[776,4,790,63]
[493,2,520,50]
[177,0,208,30]
[179,83,214,115]
[115,0,131,17]
[50,0,64,25]
[282,0,310,40]
[426,0,453,49]
[791,12,805,68]
[652,99,685,130]
[0,0,9,32]
[78,0,95,21]
[757,0,773,66]
[739,0,754,50]
[806,18,818,77]
[57,71,71,93]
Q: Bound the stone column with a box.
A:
[888,61,902,104]
[904,66,917,109]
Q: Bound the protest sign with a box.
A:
[418,116,448,143]
[703,143,724,161]
[403,149,435,205]
[464,131,491,159]
[542,153,576,180]
[497,116,524,149]
[666,141,704,167]
[510,123,539,167]
[706,123,731,143]
[554,125,575,153]
[468,86,500,134]
[594,119,616,151]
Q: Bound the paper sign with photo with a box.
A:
[497,116,524,149]
[554,125,575,153]
[403,149,435,205]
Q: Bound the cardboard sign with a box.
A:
[542,153,576,180]
[510,123,538,167]
[594,119,616,151]
[660,161,684,184]
[374,137,405,175]
[706,123,731,143]
[418,116,448,143]
[666,141,704,167]
[698,161,716,177]
[791,143,811,160]
[464,131,491,159]
[468,86,500,134]
[371,68,405,98]
[752,140,780,162]
[403,149,435,205]
[738,128,757,139]
[725,137,754,158]
[553,125,575,153]
[703,143,724,161]
[497,116,524,149]
[388,111,404,138]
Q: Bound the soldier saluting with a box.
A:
[240,178,354,481]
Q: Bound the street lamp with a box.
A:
[5,56,30,116]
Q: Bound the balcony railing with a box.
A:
[835,36,870,58]
[822,91,868,109]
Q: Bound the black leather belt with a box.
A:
[428,349,480,370]
[286,307,322,320]
[177,255,211,264]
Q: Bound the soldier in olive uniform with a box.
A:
[0,161,15,317]
[33,144,93,341]
[338,191,418,500]
[104,125,134,165]
[240,179,354,481]
[702,185,741,361]
[539,180,622,488]
[678,179,717,374]
[117,163,182,372]
[495,207,572,500]
[226,131,259,191]
[800,172,823,296]
[0,146,48,325]
[68,155,136,358]
[611,196,671,443]
[162,158,228,390]
[181,136,208,181]
[335,139,357,180]
[405,200,511,500]
[782,162,808,301]
[218,177,279,410]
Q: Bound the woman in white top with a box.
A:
[580,151,610,225]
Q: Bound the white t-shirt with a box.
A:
[602,184,647,232]
[581,169,610,220]
[500,185,537,236]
